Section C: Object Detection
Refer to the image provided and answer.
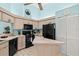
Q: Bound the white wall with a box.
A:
[56,14,79,56]
[55,16,67,55]
[55,4,79,56]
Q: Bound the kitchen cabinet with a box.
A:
[18,35,25,50]
[38,19,55,29]
[14,18,23,29]
[9,16,14,23]
[2,13,14,23]
[0,42,9,56]
[0,11,2,20]
[28,20,33,25]
[23,20,29,24]
[33,21,38,29]
[0,47,8,56]
[32,21,35,29]
[0,37,18,56]
[23,20,34,29]
[23,20,33,25]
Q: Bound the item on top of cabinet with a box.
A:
[4,26,10,33]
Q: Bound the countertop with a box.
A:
[0,36,18,41]
[0,34,19,44]
[33,36,64,45]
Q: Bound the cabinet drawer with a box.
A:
[0,47,8,56]
[0,42,8,50]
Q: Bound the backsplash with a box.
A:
[0,21,13,34]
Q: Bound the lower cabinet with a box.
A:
[0,38,18,56]
[0,42,9,56]
[18,35,25,50]
[0,47,8,56]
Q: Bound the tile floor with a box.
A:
[14,46,64,56]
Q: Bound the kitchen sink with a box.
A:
[0,36,8,38]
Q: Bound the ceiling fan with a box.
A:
[24,3,43,10]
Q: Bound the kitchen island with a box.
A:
[0,35,18,56]
[32,36,64,56]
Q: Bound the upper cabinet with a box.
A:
[23,20,28,24]
[2,13,14,23]
[28,20,33,25]
[0,11,2,20]
[9,16,14,23]
[32,21,37,29]
[14,18,23,29]
[23,20,33,25]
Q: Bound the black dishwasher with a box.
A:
[9,38,18,56]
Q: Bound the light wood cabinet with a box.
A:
[0,42,9,56]
[28,20,33,25]
[9,16,14,23]
[0,47,8,56]
[2,13,10,22]
[38,21,44,29]
[0,11,2,20]
[23,19,28,24]
[32,21,36,29]
[18,35,25,50]
[2,13,14,23]
[23,20,33,25]
[33,21,38,29]
[14,18,23,29]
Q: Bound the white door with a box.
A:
[67,15,79,56]
[56,16,67,55]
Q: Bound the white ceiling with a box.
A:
[24,3,77,20]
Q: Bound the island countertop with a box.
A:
[33,36,64,45]
[0,35,19,45]
[0,36,18,41]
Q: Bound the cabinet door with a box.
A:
[28,20,33,25]
[2,13,10,22]
[23,20,28,24]
[0,42,8,56]
[0,47,8,56]
[2,13,14,23]
[9,16,14,23]
[33,21,36,29]
[18,35,25,50]
[33,21,38,29]
[14,18,23,29]
[0,11,2,20]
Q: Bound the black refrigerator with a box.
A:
[43,23,56,40]
[22,24,33,48]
